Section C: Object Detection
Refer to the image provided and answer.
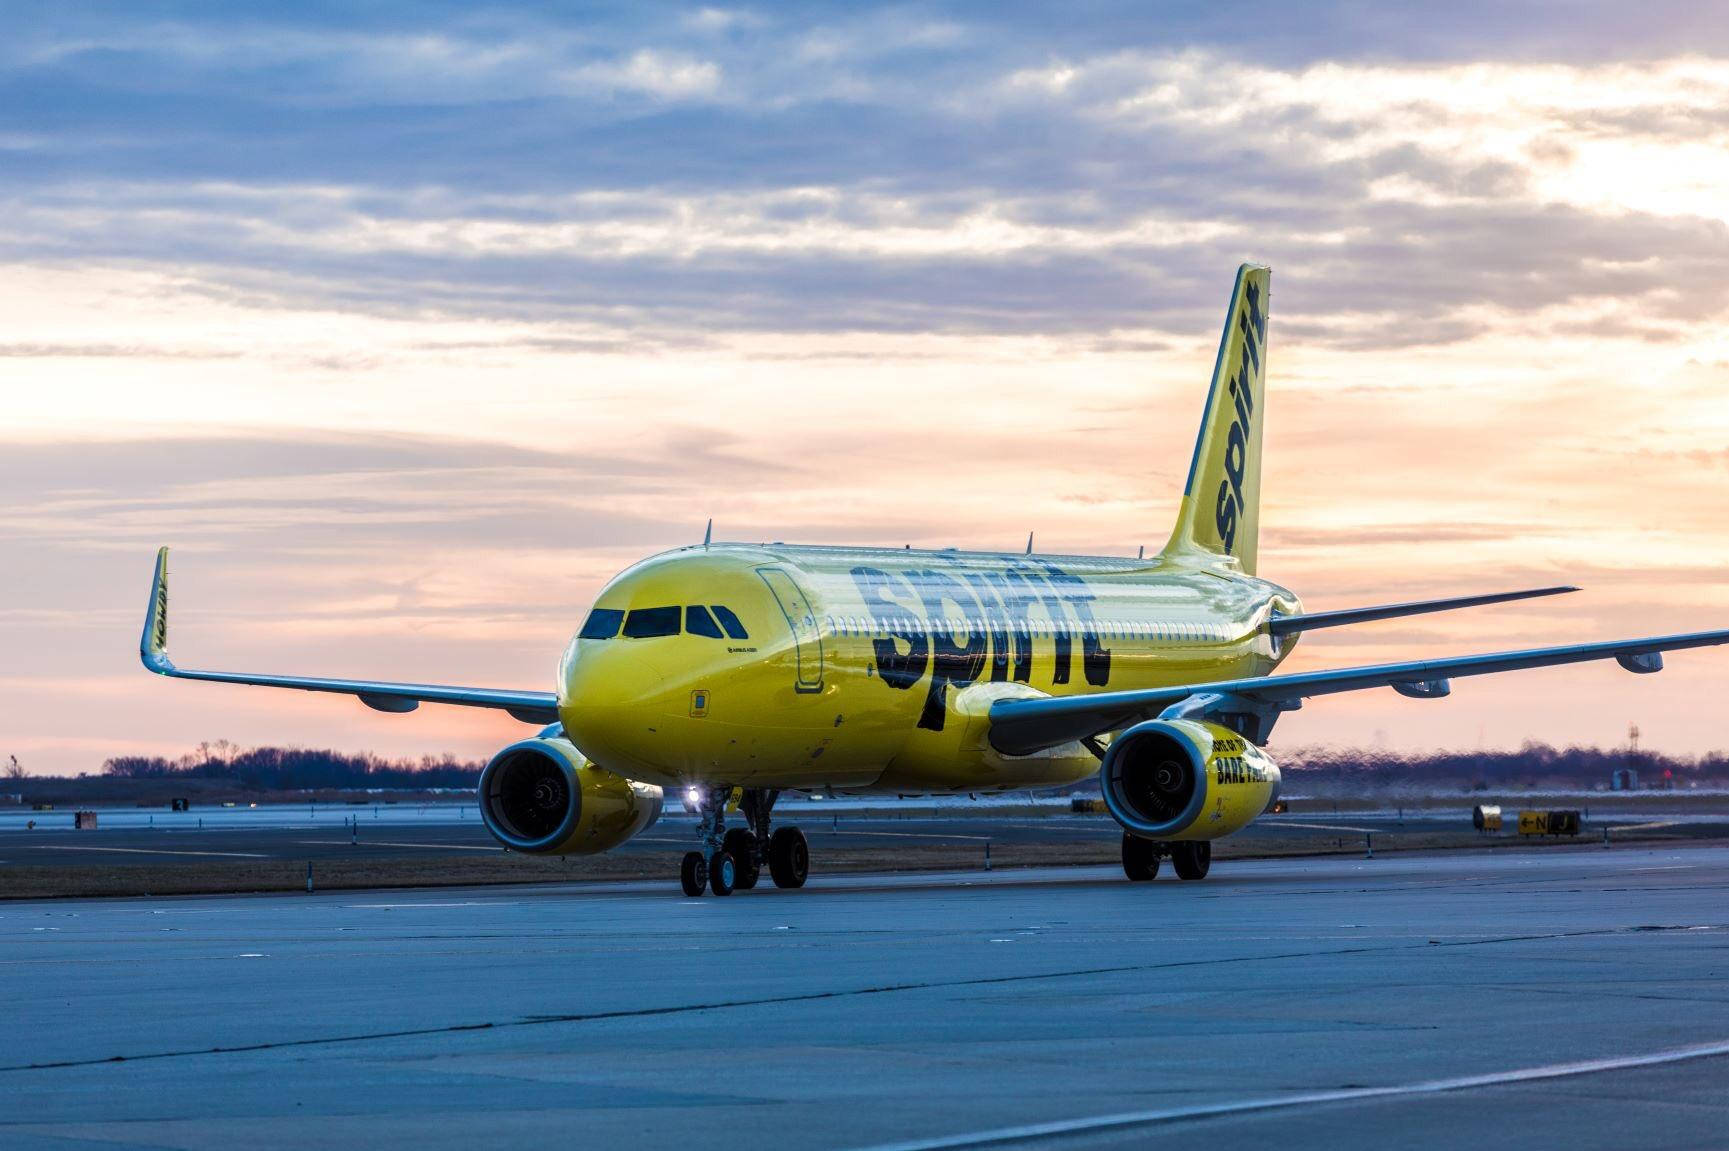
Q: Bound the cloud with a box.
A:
[559,49,723,100]
[0,341,242,359]
[4,43,1727,349]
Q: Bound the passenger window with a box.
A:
[686,605,724,638]
[578,608,624,640]
[623,606,681,638]
[711,605,749,640]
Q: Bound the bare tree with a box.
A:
[4,755,24,780]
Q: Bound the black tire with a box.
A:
[723,828,760,889]
[1171,841,1212,881]
[680,851,708,897]
[768,826,809,889]
[709,850,737,896]
[1121,833,1161,881]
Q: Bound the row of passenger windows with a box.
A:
[579,605,750,641]
[823,617,1232,643]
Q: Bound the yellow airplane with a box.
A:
[140,264,1729,896]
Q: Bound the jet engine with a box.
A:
[1099,718,1281,840]
[478,731,663,855]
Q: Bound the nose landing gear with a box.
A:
[680,786,809,896]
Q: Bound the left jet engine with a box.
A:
[478,732,663,855]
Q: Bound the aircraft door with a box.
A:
[757,567,825,693]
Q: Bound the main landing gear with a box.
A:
[1121,833,1212,882]
[680,786,810,897]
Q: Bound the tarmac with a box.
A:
[3,805,1711,868]
[3,844,1728,1149]
[0,811,1394,866]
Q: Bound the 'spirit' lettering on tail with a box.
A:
[1212,279,1265,555]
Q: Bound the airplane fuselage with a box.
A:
[558,543,1302,794]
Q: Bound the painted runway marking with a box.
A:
[20,846,269,859]
[1267,821,1377,834]
[813,830,994,842]
[294,840,500,852]
[643,830,998,844]
[347,901,516,909]
[852,1037,1729,1150]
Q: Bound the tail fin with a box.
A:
[1161,263,1270,574]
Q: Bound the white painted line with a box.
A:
[294,840,501,852]
[21,845,270,859]
[1266,821,1377,834]
[815,830,994,842]
[647,830,998,843]
[852,1037,1729,1150]
[347,901,519,908]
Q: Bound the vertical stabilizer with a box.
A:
[1160,264,1270,574]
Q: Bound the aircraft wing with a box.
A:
[139,548,560,725]
[986,627,1729,756]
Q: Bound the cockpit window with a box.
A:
[578,608,624,640]
[711,605,749,640]
[686,605,724,638]
[622,606,681,638]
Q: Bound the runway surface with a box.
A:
[5,805,1716,868]
[3,845,1728,1149]
[0,812,1183,866]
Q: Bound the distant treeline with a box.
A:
[1281,742,1726,791]
[91,739,1727,793]
[101,741,483,791]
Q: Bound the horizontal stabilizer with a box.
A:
[1268,586,1579,638]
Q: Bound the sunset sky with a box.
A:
[6,3,1729,775]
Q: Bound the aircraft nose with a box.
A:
[559,647,668,768]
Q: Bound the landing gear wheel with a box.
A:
[709,851,737,896]
[680,851,708,897]
[1171,841,1211,881]
[1121,833,1161,881]
[768,826,809,889]
[723,828,760,890]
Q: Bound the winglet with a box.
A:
[141,546,174,674]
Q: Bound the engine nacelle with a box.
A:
[478,734,663,855]
[1099,719,1281,841]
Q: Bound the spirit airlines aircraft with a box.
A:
[140,265,1729,896]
